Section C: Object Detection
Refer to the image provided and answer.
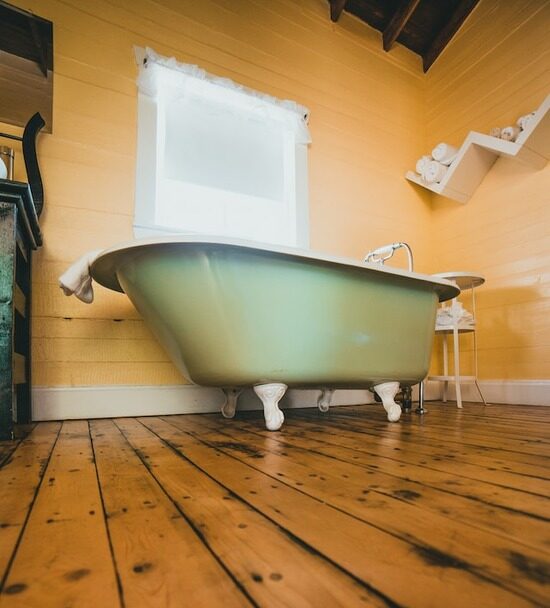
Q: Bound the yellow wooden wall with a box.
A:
[6,0,431,387]
[5,0,548,387]
[425,0,550,379]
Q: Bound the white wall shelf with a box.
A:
[406,94,550,203]
[434,323,475,334]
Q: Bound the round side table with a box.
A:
[429,272,487,408]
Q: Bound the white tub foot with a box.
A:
[373,382,402,422]
[221,388,243,419]
[318,388,334,413]
[253,383,287,431]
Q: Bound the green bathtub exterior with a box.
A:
[91,239,459,389]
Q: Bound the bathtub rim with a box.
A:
[90,235,460,302]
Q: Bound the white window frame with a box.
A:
[133,50,310,248]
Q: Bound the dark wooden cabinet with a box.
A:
[0,180,41,439]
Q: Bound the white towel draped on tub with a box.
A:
[422,160,447,184]
[59,250,103,303]
[431,142,458,165]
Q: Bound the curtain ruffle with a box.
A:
[135,46,311,144]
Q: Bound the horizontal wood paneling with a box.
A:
[32,361,185,386]
[6,0,545,388]
[426,0,550,381]
[33,317,154,340]
[33,337,170,364]
[5,0,429,387]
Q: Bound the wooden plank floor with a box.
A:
[0,402,548,607]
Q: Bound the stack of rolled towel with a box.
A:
[414,142,458,185]
[436,301,474,329]
[488,110,536,142]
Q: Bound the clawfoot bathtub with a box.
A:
[90,237,458,430]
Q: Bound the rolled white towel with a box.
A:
[422,160,447,184]
[415,155,432,175]
[432,142,458,165]
[517,112,536,131]
[436,302,474,328]
[500,125,521,142]
[59,249,103,304]
[436,308,453,324]
[488,127,501,138]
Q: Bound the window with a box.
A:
[134,48,311,247]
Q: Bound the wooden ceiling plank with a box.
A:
[329,0,347,22]
[422,0,480,72]
[28,18,48,77]
[383,0,422,52]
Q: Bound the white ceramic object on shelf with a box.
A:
[406,94,550,203]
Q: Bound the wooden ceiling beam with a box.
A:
[383,0,421,52]
[329,0,347,22]
[28,18,48,77]
[422,0,480,72]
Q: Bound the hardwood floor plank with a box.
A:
[331,409,550,451]
[297,401,550,431]
[114,417,389,608]
[284,409,550,478]
[165,414,550,606]
[317,410,550,468]
[140,416,536,608]
[342,402,549,430]
[0,423,60,580]
[418,403,549,424]
[278,414,550,500]
[0,442,21,469]
[344,403,550,432]
[178,414,550,550]
[409,412,550,436]
[294,407,550,457]
[0,421,121,607]
[1,404,547,607]
[278,418,550,518]
[89,419,252,608]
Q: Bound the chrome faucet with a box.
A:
[364,242,414,272]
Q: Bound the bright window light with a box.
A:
[134,48,311,247]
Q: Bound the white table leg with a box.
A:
[442,333,448,403]
[453,324,462,409]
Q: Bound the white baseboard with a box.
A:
[31,379,549,421]
[423,379,550,406]
[31,385,376,421]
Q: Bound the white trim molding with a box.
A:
[32,385,376,422]
[423,379,550,406]
[32,380,549,422]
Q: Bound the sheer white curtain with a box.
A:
[134,47,311,247]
